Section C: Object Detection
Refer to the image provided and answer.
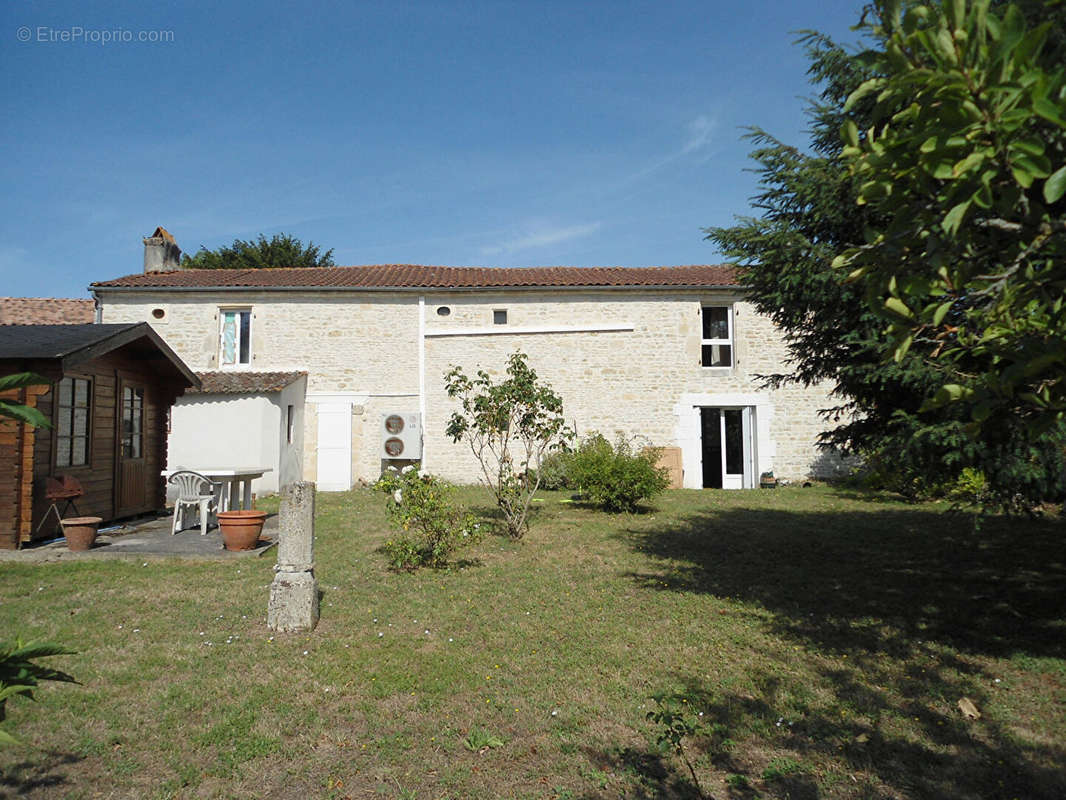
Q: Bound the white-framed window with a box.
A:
[286,404,295,444]
[701,306,733,368]
[493,309,508,325]
[219,308,252,367]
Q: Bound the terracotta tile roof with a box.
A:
[91,264,740,290]
[189,371,307,395]
[0,297,95,325]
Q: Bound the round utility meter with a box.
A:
[384,414,405,434]
[384,437,405,457]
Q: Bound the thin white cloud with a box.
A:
[621,114,719,186]
[682,115,715,155]
[481,222,602,257]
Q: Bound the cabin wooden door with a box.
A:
[115,379,148,515]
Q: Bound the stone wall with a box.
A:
[100,293,420,392]
[99,288,841,486]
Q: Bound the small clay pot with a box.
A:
[61,516,102,551]
[217,510,267,551]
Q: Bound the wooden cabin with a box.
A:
[0,323,198,548]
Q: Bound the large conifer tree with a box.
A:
[705,31,1064,507]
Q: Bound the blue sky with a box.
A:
[1,0,865,298]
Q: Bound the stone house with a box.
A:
[89,236,839,494]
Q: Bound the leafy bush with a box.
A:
[530,448,574,491]
[946,467,990,505]
[0,638,77,746]
[568,433,669,512]
[855,420,1066,512]
[374,467,480,570]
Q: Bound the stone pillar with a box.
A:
[267,481,319,632]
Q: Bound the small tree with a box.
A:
[444,352,574,538]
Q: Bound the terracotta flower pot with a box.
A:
[61,516,102,551]
[217,510,267,551]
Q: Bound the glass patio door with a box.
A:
[701,407,755,489]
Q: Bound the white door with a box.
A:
[315,402,352,491]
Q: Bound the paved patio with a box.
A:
[0,513,279,563]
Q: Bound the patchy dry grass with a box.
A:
[1,486,1064,799]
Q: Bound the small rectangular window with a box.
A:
[220,308,252,366]
[701,306,733,368]
[493,309,507,325]
[55,376,91,467]
[287,404,295,444]
[121,386,145,459]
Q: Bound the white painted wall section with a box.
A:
[168,394,279,495]
[273,376,307,490]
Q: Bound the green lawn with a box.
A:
[1,486,1063,799]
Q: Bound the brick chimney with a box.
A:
[143,226,182,273]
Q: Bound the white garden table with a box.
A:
[163,467,272,511]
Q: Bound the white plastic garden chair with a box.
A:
[168,470,221,535]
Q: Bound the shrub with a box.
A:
[946,467,990,505]
[374,467,480,570]
[568,433,669,512]
[530,448,574,491]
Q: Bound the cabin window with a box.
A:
[220,308,252,366]
[121,386,145,459]
[701,306,733,368]
[55,377,91,467]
